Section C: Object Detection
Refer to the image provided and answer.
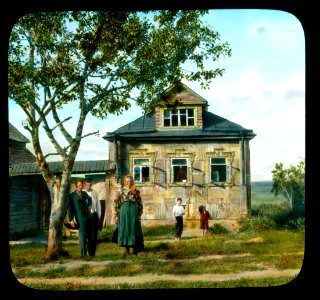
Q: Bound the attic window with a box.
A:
[164,108,195,127]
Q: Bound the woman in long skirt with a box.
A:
[113,174,144,256]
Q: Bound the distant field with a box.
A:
[251,181,286,206]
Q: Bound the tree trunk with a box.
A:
[45,171,71,260]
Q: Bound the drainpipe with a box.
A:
[240,130,245,216]
[113,134,120,184]
[241,131,245,186]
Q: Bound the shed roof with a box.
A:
[9,160,114,176]
[9,122,30,143]
[9,147,36,164]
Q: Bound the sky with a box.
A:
[8,9,305,181]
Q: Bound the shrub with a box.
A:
[250,203,305,230]
[239,215,277,232]
[208,223,230,234]
[284,217,305,230]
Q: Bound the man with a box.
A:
[84,180,101,256]
[68,179,93,257]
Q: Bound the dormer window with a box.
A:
[164,108,195,127]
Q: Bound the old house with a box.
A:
[9,159,115,239]
[103,83,256,225]
[9,122,115,239]
[9,122,43,239]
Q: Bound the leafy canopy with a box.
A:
[9,10,231,120]
[271,159,305,210]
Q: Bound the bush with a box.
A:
[208,223,230,234]
[249,203,305,231]
[239,215,277,232]
[284,217,305,231]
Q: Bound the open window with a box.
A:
[171,158,188,183]
[133,158,150,183]
[210,157,227,183]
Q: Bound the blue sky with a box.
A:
[8,9,305,181]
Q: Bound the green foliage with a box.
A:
[271,159,305,211]
[239,215,277,232]
[243,202,305,232]
[9,10,231,121]
[208,223,230,234]
[284,217,305,231]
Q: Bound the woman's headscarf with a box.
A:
[123,174,136,193]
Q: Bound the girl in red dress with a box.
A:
[198,205,212,235]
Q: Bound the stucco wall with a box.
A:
[112,140,251,222]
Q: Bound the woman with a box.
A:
[113,174,144,256]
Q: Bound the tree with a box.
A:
[271,159,305,211]
[8,10,231,259]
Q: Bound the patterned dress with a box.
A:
[113,187,144,251]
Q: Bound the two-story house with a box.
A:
[103,83,256,224]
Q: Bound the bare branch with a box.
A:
[82,130,99,139]
[61,130,99,153]
[49,116,72,132]
[43,152,62,159]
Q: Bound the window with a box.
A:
[171,158,188,183]
[210,157,227,182]
[164,108,195,127]
[133,158,150,183]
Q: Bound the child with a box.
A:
[172,198,185,240]
[198,204,212,235]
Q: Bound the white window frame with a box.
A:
[133,158,151,183]
[163,108,195,127]
[170,158,188,183]
[210,157,227,183]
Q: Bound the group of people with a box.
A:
[172,197,213,240]
[67,179,101,257]
[68,174,213,258]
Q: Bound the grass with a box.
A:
[10,184,305,290]
[10,224,304,290]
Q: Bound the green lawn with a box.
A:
[10,224,304,290]
[9,181,304,290]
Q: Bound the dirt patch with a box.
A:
[13,251,301,288]
[18,268,300,287]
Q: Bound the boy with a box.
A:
[172,197,185,240]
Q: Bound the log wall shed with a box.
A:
[9,160,115,240]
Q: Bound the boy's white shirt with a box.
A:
[172,203,185,217]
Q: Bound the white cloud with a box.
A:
[9,10,305,182]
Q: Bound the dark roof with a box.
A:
[9,160,115,176]
[9,122,30,143]
[167,83,208,106]
[103,110,256,141]
[9,122,35,163]
[9,146,36,164]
